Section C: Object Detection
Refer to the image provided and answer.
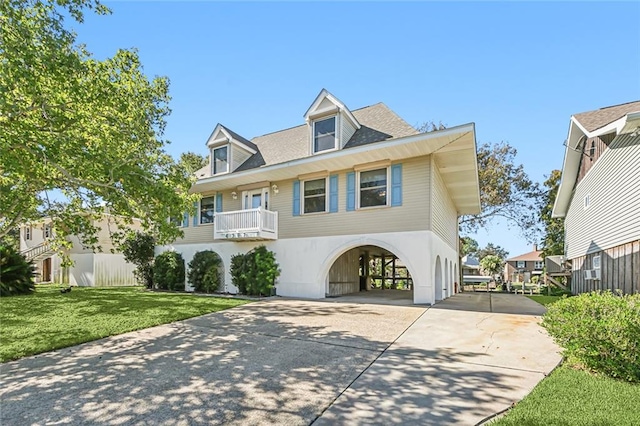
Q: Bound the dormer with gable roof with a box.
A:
[206,124,258,176]
[304,89,361,155]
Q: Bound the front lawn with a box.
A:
[491,365,640,425]
[526,295,561,306]
[0,286,251,362]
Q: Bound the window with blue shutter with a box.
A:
[391,164,402,207]
[329,175,338,213]
[346,172,355,211]
[192,201,198,226]
[215,193,223,213]
[182,212,189,228]
[292,180,300,216]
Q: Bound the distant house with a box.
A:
[158,89,481,304]
[19,216,139,287]
[461,255,480,276]
[553,101,640,295]
[504,244,544,283]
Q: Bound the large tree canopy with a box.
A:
[540,169,564,258]
[1,0,196,252]
[460,142,542,241]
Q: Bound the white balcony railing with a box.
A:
[214,208,278,240]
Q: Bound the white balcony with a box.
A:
[214,208,278,241]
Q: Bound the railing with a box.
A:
[214,208,278,240]
[21,241,54,261]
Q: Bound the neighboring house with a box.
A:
[553,101,640,295]
[19,215,139,286]
[504,244,544,283]
[461,255,489,285]
[159,89,481,304]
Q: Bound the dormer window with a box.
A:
[213,145,229,175]
[313,116,337,153]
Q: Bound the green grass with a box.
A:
[491,365,640,425]
[526,295,561,306]
[0,286,251,362]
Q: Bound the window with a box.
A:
[589,140,595,161]
[213,146,229,174]
[243,188,269,210]
[25,226,31,240]
[593,255,601,269]
[516,261,526,268]
[44,224,52,239]
[359,168,388,208]
[534,261,544,269]
[200,196,216,224]
[303,178,326,214]
[313,117,336,153]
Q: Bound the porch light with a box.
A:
[271,184,279,194]
[231,191,237,200]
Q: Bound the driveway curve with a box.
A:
[0,293,560,425]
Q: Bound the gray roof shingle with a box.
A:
[573,100,640,132]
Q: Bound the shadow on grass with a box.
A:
[1,299,528,425]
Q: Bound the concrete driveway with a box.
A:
[0,293,560,425]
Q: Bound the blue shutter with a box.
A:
[346,172,356,211]
[329,175,338,213]
[182,212,189,228]
[215,193,223,212]
[292,180,300,216]
[192,201,198,226]
[391,164,402,207]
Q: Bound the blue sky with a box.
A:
[72,1,640,258]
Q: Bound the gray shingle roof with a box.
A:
[220,125,259,152]
[573,100,640,132]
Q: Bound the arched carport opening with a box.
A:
[326,245,414,302]
[435,256,443,301]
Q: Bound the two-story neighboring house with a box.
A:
[159,90,481,304]
[503,245,544,283]
[553,101,640,295]
[19,216,138,286]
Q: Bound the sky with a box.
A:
[71,1,640,258]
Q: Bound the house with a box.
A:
[19,215,139,286]
[461,255,490,286]
[552,101,640,295]
[503,244,544,283]
[159,90,481,304]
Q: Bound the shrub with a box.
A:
[188,250,222,293]
[153,251,185,291]
[542,291,640,382]
[121,232,155,288]
[0,245,36,296]
[230,245,280,296]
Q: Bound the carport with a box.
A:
[327,245,413,300]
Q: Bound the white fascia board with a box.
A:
[192,123,475,192]
[205,124,226,147]
[304,89,361,129]
[552,120,584,218]
[206,125,257,154]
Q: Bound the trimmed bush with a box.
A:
[121,232,155,288]
[230,245,280,296]
[188,250,222,293]
[542,291,640,382]
[153,251,185,291]
[0,245,36,296]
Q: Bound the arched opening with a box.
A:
[444,258,449,297]
[435,256,443,301]
[449,261,453,297]
[454,263,458,293]
[326,245,414,302]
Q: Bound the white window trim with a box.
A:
[43,224,52,239]
[311,115,339,155]
[356,166,390,210]
[593,255,601,270]
[516,261,526,269]
[242,187,269,210]
[301,177,329,215]
[534,261,544,269]
[25,226,32,240]
[212,144,231,176]
[199,195,216,225]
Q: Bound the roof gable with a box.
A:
[206,124,257,154]
[573,101,640,133]
[304,89,361,131]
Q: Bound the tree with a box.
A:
[177,152,207,178]
[460,142,542,241]
[479,254,503,278]
[460,236,479,257]
[121,232,155,288]
[540,170,564,258]
[1,0,197,257]
[477,243,509,263]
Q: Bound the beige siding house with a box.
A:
[19,216,139,287]
[553,101,640,295]
[161,90,481,304]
